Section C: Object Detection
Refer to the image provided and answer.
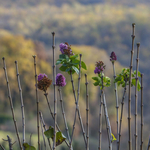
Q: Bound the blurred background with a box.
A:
[0,0,150,149]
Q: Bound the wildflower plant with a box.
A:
[56,42,87,74]
[92,61,111,89]
[114,68,141,91]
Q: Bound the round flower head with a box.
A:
[37,73,52,91]
[94,61,105,74]
[56,73,66,87]
[110,51,117,62]
[59,42,74,57]
[38,73,48,81]
[59,43,68,54]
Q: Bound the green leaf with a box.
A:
[92,77,100,81]
[56,131,66,146]
[56,60,62,65]
[59,66,68,72]
[44,126,54,138]
[59,54,68,60]
[72,66,79,74]
[65,67,72,72]
[138,71,141,77]
[137,80,141,91]
[111,133,116,142]
[23,143,36,150]
[132,78,136,86]
[70,54,78,59]
[81,61,87,70]
[93,81,99,86]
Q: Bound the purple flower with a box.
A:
[59,43,68,54]
[59,42,74,57]
[56,73,66,87]
[38,73,48,81]
[94,61,105,74]
[94,67,101,74]
[110,51,117,62]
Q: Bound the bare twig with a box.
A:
[15,61,26,145]
[39,111,52,150]
[58,87,71,144]
[140,74,143,150]
[3,135,14,150]
[29,133,33,146]
[2,57,23,150]
[85,74,89,150]
[147,137,150,150]
[134,43,140,150]
[0,144,5,150]
[69,54,85,149]
[98,89,103,150]
[118,77,127,150]
[101,76,112,150]
[52,32,57,150]
[43,92,70,148]
[112,61,119,149]
[128,23,135,150]
[32,55,40,150]
[39,113,47,150]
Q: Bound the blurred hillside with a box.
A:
[0,1,150,149]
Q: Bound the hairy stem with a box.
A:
[39,111,52,150]
[101,76,112,150]
[112,61,119,150]
[39,113,47,150]
[69,54,85,149]
[118,78,127,150]
[98,89,103,150]
[140,74,143,150]
[33,55,40,150]
[2,57,23,150]
[0,144,5,150]
[85,74,89,150]
[52,32,57,150]
[147,137,150,150]
[128,23,135,150]
[58,87,72,146]
[44,92,70,148]
[134,43,140,150]
[15,61,26,146]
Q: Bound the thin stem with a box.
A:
[29,133,33,147]
[85,74,89,150]
[58,87,71,143]
[33,55,40,150]
[147,137,150,150]
[39,113,47,150]
[128,23,135,150]
[15,61,26,145]
[118,78,127,150]
[70,69,86,146]
[2,57,23,150]
[44,92,70,148]
[134,43,140,150]
[0,144,5,150]
[112,61,119,150]
[3,136,13,150]
[101,76,112,150]
[52,32,57,150]
[140,74,143,150]
[69,54,85,149]
[39,111,52,150]
[98,89,103,150]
